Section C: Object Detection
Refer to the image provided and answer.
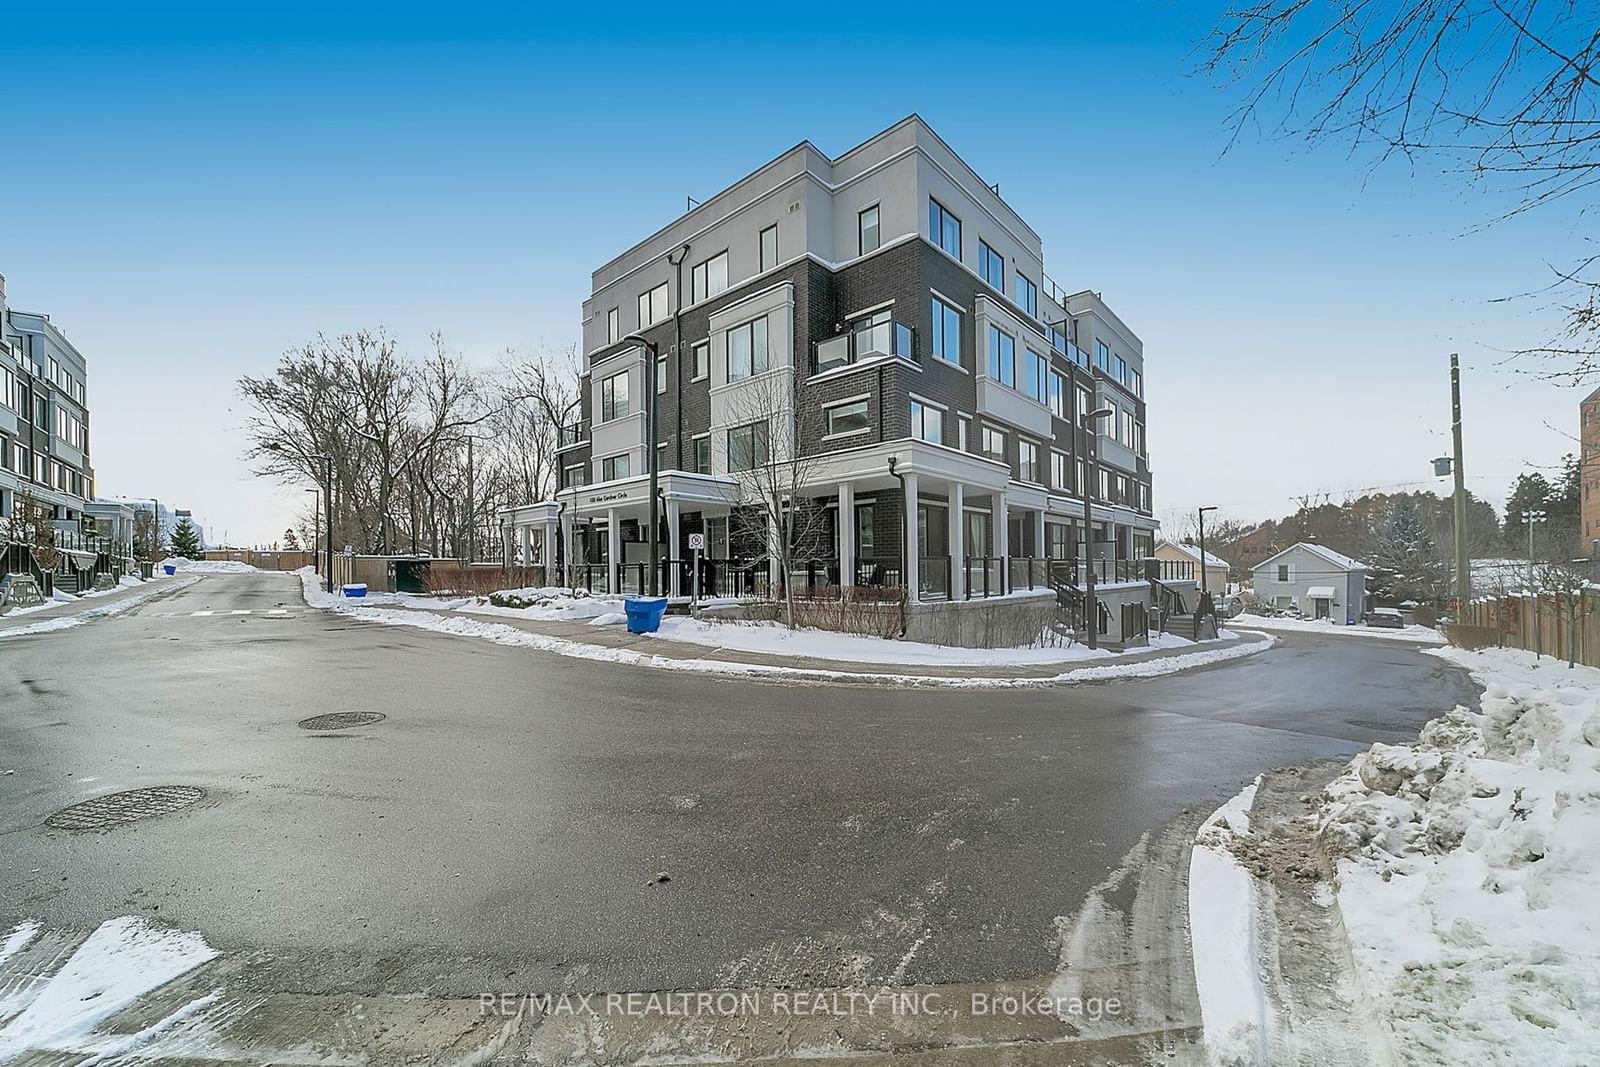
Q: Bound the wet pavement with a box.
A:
[0,573,1475,1024]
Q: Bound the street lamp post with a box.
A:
[620,333,661,596]
[1197,505,1218,595]
[1080,407,1115,649]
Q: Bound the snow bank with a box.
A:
[159,558,257,574]
[1319,647,1600,1064]
[0,916,216,1057]
[1190,776,1273,1065]
[1235,614,1444,644]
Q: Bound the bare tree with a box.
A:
[1202,1,1600,382]
[6,491,61,573]
[723,372,833,629]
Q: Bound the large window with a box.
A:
[1024,349,1048,404]
[1051,450,1069,490]
[600,369,630,422]
[639,283,669,327]
[692,340,709,380]
[986,325,1015,387]
[1113,354,1126,384]
[1049,369,1067,418]
[656,356,667,394]
[727,421,770,472]
[727,315,769,381]
[979,240,1004,289]
[826,399,870,437]
[929,198,961,257]
[981,424,1006,464]
[1018,439,1040,483]
[857,504,875,557]
[607,307,619,344]
[858,205,880,254]
[1094,340,1109,370]
[930,294,961,366]
[1131,368,1143,397]
[601,453,631,482]
[1075,385,1092,422]
[1014,272,1038,318]
[691,251,728,304]
[693,434,711,474]
[759,224,778,272]
[911,399,944,444]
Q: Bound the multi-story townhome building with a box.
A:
[501,116,1161,616]
[1,273,95,530]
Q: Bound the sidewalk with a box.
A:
[322,595,1275,687]
[0,576,197,638]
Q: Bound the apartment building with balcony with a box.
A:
[501,116,1163,625]
[1,273,95,528]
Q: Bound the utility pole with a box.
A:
[1523,508,1547,658]
[1449,354,1471,617]
[466,435,475,563]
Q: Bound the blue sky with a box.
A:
[4,2,1583,544]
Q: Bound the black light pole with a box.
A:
[1080,407,1114,649]
[1197,505,1218,595]
[620,333,661,596]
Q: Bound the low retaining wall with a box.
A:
[904,589,1058,649]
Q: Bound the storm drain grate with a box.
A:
[298,712,386,731]
[46,785,208,831]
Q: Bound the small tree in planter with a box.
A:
[168,517,203,560]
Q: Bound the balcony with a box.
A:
[813,320,915,375]
[557,420,590,449]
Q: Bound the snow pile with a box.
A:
[1318,647,1600,1063]
[0,916,216,1058]
[482,586,627,622]
[648,616,1119,666]
[159,558,257,574]
[1189,776,1273,1065]
[1235,613,1445,644]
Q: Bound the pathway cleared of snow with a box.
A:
[1232,614,1444,644]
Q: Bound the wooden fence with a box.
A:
[1455,590,1600,667]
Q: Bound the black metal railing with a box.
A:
[1008,557,1049,591]
[854,556,902,590]
[812,320,916,375]
[783,559,841,597]
[962,556,1007,600]
[572,563,609,594]
[1148,558,1194,582]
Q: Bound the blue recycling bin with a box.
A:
[341,583,368,598]
[162,564,177,576]
[624,596,668,634]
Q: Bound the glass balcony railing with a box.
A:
[558,420,590,448]
[813,320,915,375]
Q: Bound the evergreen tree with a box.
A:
[1504,471,1554,550]
[283,527,300,551]
[1370,497,1448,603]
[168,517,203,559]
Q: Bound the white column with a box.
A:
[993,490,1009,593]
[904,473,920,604]
[666,498,682,597]
[948,481,964,600]
[560,510,576,587]
[519,524,533,569]
[544,519,558,573]
[1033,510,1046,561]
[607,507,621,593]
[839,480,856,595]
[500,523,514,566]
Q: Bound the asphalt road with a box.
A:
[0,572,1477,1000]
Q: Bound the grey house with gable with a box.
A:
[1250,542,1368,624]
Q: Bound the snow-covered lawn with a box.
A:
[0,578,199,638]
[295,570,1274,686]
[1235,612,1445,644]
[1318,647,1600,1063]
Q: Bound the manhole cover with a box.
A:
[46,786,207,831]
[298,712,386,731]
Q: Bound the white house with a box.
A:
[1153,541,1231,594]
[1250,542,1368,624]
